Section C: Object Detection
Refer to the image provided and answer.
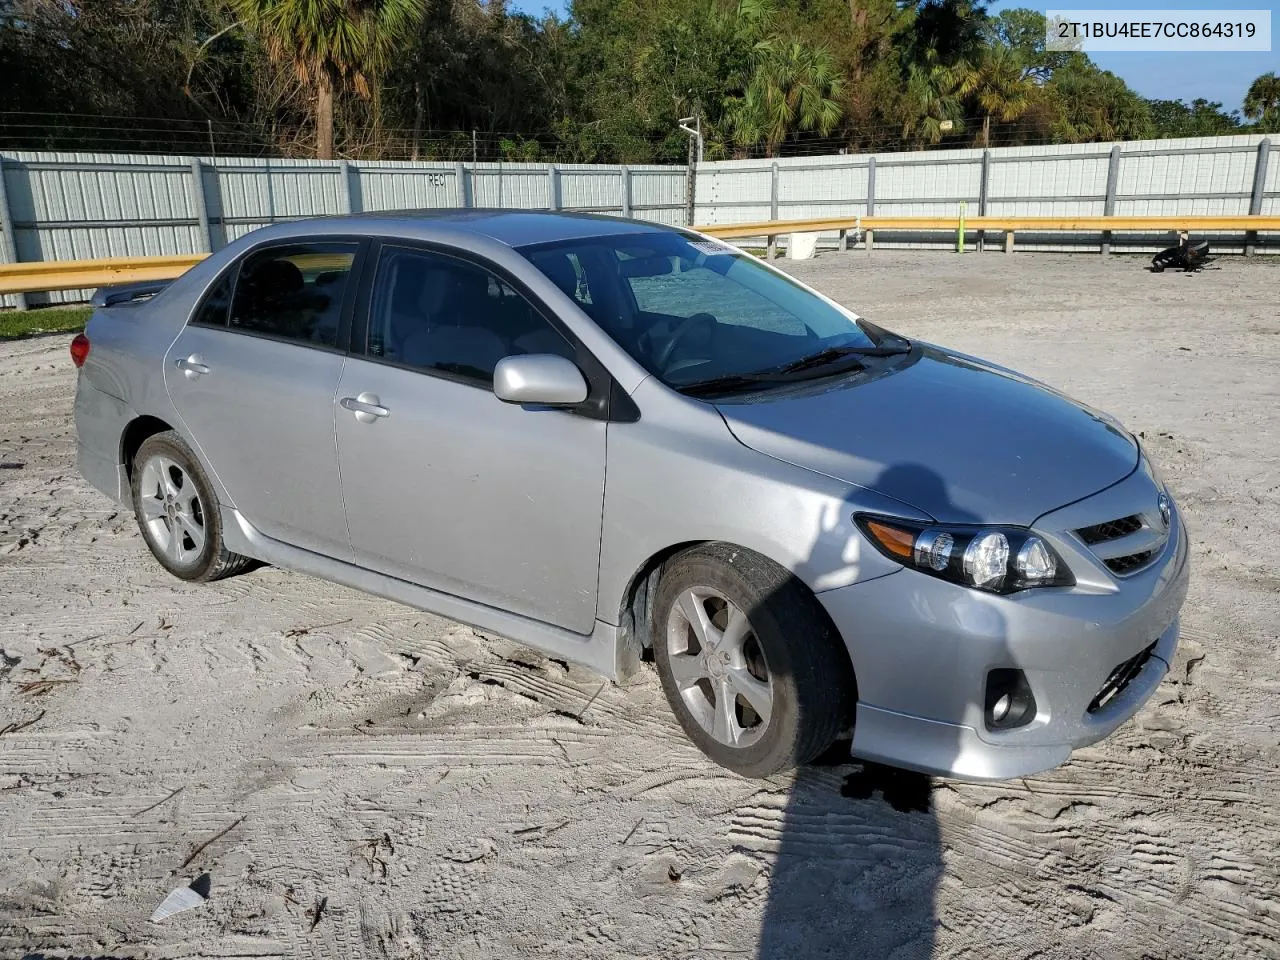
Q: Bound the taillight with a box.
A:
[70,333,90,368]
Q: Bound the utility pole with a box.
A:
[678,113,703,227]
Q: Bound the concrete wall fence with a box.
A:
[1,132,1275,307]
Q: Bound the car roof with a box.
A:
[299,209,686,248]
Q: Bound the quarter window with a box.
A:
[368,247,573,385]
[228,242,358,347]
[191,274,232,328]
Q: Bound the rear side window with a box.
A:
[228,242,358,347]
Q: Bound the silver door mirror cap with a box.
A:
[493,354,589,406]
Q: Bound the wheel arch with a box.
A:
[120,415,175,480]
[616,539,858,704]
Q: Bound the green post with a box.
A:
[957,201,967,253]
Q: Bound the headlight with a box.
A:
[857,514,1074,594]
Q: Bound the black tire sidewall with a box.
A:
[130,432,224,582]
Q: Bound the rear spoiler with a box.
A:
[90,279,173,308]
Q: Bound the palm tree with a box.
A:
[900,56,968,146]
[726,39,843,157]
[1244,72,1280,131]
[229,0,422,159]
[959,45,1037,146]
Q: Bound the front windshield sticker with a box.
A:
[689,240,736,256]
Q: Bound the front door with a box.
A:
[164,240,360,559]
[334,244,607,634]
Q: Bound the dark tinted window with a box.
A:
[229,242,358,347]
[191,275,232,328]
[368,247,572,385]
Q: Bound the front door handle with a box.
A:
[176,354,210,380]
[340,392,390,424]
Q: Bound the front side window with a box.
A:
[519,232,904,392]
[367,246,573,385]
[228,242,358,347]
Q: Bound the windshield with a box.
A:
[518,231,902,392]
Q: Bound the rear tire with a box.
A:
[651,543,855,778]
[130,431,253,582]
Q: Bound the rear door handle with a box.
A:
[340,392,390,424]
[176,354,210,379]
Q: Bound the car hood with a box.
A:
[714,345,1139,526]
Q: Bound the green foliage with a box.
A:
[0,306,92,341]
[1244,72,1280,132]
[0,0,1272,159]
[1147,99,1243,139]
[1046,61,1153,143]
[229,0,424,157]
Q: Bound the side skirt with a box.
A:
[221,507,630,681]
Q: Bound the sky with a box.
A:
[506,0,1278,114]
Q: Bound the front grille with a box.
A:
[1105,550,1155,575]
[1077,514,1143,545]
[1088,642,1156,713]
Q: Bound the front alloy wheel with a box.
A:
[652,544,855,778]
[665,587,774,749]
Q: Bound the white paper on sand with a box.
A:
[150,884,207,922]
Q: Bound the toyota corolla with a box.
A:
[70,211,1190,780]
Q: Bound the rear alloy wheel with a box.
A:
[130,431,252,582]
[651,544,854,778]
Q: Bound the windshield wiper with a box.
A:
[773,343,908,375]
[676,373,787,397]
[677,342,912,397]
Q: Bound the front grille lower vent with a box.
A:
[1088,642,1156,713]
[1104,550,1155,575]
[1077,514,1143,545]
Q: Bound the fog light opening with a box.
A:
[985,668,1037,731]
[991,694,1011,723]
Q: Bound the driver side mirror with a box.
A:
[493,354,589,407]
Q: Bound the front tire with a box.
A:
[651,544,855,778]
[130,431,252,582]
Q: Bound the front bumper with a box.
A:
[818,473,1191,781]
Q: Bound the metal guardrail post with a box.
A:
[865,157,876,255]
[454,162,469,208]
[978,150,990,253]
[189,158,213,254]
[1102,145,1122,256]
[768,162,780,259]
[0,154,28,310]
[547,163,559,211]
[338,160,354,215]
[1247,138,1271,257]
[620,165,631,217]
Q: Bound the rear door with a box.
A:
[334,242,608,633]
[163,239,363,560]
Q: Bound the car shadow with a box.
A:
[754,462,1010,958]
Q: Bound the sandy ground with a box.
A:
[1,250,1278,960]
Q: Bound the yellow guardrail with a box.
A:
[696,214,1280,254]
[1,214,1278,299]
[0,251,359,298]
[0,253,207,296]
[697,214,1280,236]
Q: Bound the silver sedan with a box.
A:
[70,211,1190,780]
